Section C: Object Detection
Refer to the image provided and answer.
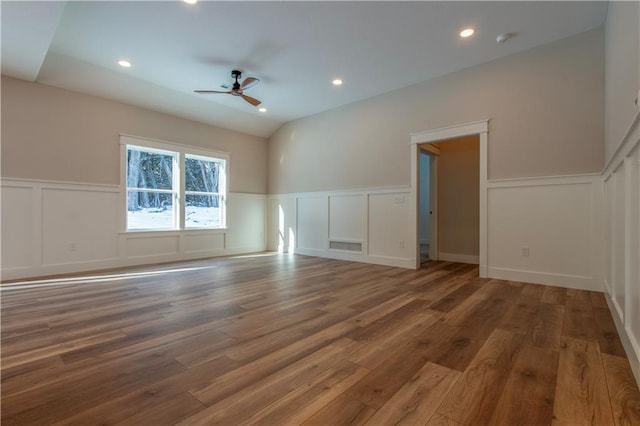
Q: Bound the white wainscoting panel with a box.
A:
[267,188,414,267]
[368,192,412,265]
[1,185,33,269]
[627,147,640,369]
[0,178,266,280]
[296,196,328,252]
[612,165,627,320]
[487,175,603,291]
[624,147,640,376]
[267,197,296,253]
[604,175,615,295]
[125,234,180,258]
[329,194,365,242]
[603,112,640,385]
[226,194,266,251]
[41,188,120,266]
[182,232,225,254]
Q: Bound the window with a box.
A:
[122,136,227,231]
[185,155,224,228]
[126,147,178,230]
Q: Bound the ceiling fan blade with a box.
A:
[194,90,230,94]
[241,77,260,90]
[241,94,261,106]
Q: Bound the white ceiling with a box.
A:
[2,1,608,138]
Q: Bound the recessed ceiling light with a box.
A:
[332,78,343,86]
[258,107,267,113]
[184,0,197,4]
[460,27,475,38]
[118,60,131,68]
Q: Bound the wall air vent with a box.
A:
[329,240,363,252]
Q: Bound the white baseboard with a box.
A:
[488,267,602,292]
[295,247,415,269]
[1,245,268,282]
[2,259,122,281]
[366,255,416,269]
[438,252,479,264]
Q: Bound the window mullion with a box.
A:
[178,153,186,230]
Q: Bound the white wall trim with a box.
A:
[1,177,119,192]
[488,173,602,187]
[488,267,599,291]
[268,186,410,200]
[438,252,479,265]
[366,255,416,269]
[603,110,640,176]
[410,119,489,275]
[410,120,489,145]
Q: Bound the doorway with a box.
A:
[409,120,489,277]
[419,145,439,264]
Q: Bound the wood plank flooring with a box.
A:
[2,254,639,425]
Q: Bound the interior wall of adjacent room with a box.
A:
[419,150,430,245]
[438,136,479,258]
[268,29,604,194]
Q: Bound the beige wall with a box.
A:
[1,76,268,193]
[269,29,604,194]
[605,1,640,163]
[437,136,479,257]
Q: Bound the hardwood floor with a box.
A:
[2,254,639,425]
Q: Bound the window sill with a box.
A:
[120,228,228,236]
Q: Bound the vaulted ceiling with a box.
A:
[2,1,608,138]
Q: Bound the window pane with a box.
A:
[127,148,173,190]
[127,191,175,229]
[185,194,222,228]
[185,157,220,193]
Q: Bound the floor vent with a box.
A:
[329,241,363,252]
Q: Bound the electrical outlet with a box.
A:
[394,195,405,204]
[70,242,78,252]
[398,240,405,248]
[521,246,529,257]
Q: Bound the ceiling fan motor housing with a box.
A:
[231,70,242,91]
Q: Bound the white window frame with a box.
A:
[126,145,179,230]
[184,153,227,230]
[120,134,229,232]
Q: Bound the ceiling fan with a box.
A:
[195,70,261,106]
